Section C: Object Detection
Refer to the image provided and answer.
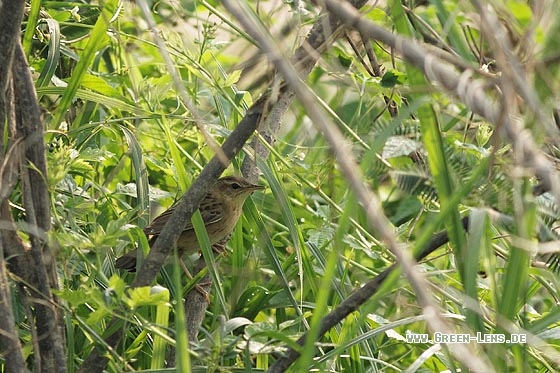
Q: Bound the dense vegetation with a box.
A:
[1,0,560,371]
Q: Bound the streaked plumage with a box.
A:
[116,176,263,271]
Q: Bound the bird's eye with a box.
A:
[231,182,242,190]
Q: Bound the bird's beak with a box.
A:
[250,184,265,192]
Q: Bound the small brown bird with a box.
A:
[115,176,264,271]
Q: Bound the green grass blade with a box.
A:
[36,19,61,89]
[244,197,301,314]
[119,125,150,227]
[259,160,314,303]
[430,0,472,60]
[151,286,170,370]
[22,0,42,57]
[173,257,192,372]
[498,183,535,321]
[192,209,228,314]
[160,116,190,193]
[37,86,140,113]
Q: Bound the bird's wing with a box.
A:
[143,197,224,236]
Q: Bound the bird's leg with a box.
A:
[211,235,231,255]
[193,283,211,304]
[211,243,227,254]
[182,238,230,303]
[180,255,211,303]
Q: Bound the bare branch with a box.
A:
[12,42,67,373]
[0,0,25,128]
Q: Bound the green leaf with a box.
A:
[79,74,122,97]
[126,286,171,308]
[224,69,242,86]
[336,49,353,69]
[380,69,407,87]
[36,19,61,88]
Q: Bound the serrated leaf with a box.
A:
[70,159,94,173]
[380,69,407,87]
[224,69,242,86]
[107,275,127,297]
